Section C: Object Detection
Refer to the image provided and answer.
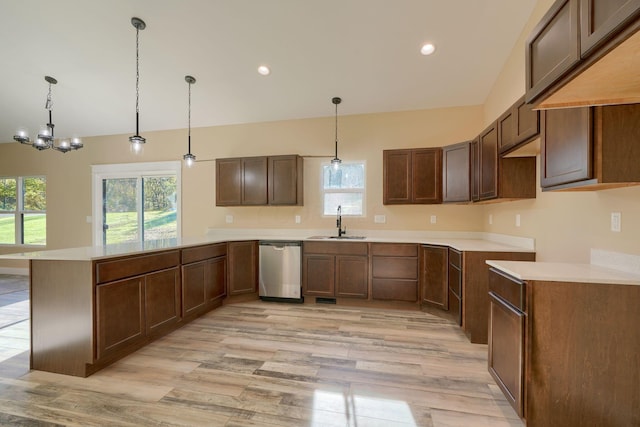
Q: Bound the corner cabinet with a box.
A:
[383,148,442,205]
[541,104,640,190]
[497,96,540,155]
[442,142,471,203]
[302,241,368,299]
[216,155,303,206]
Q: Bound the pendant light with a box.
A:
[331,96,342,169]
[13,76,83,153]
[128,17,146,153]
[183,75,196,167]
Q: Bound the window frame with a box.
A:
[91,162,182,246]
[0,175,47,247]
[320,161,366,217]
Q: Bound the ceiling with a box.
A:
[0,0,537,143]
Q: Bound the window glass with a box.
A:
[23,177,46,211]
[0,178,17,211]
[0,176,45,245]
[0,213,16,244]
[322,163,365,216]
[23,213,46,245]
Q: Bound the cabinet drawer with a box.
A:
[489,268,525,311]
[181,243,226,264]
[371,243,417,257]
[303,241,368,256]
[372,279,418,302]
[96,250,180,284]
[449,248,462,269]
[372,257,417,280]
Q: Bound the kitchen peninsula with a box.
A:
[2,230,534,377]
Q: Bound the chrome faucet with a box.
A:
[337,205,346,237]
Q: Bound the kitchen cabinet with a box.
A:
[447,249,462,325]
[488,269,525,417]
[383,148,442,204]
[371,243,419,302]
[216,155,303,206]
[526,0,640,107]
[472,123,536,203]
[541,104,640,190]
[94,250,181,360]
[227,241,258,296]
[462,251,535,344]
[497,96,540,155]
[420,245,448,309]
[488,267,640,425]
[181,243,227,318]
[442,141,471,203]
[303,241,368,299]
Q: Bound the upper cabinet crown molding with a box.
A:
[526,0,640,108]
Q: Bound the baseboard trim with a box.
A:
[0,267,29,276]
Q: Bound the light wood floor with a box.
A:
[0,281,522,426]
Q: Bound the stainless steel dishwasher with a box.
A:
[258,240,303,302]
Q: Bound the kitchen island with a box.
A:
[1,230,534,376]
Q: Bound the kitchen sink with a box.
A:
[308,235,366,240]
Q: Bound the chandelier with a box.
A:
[13,76,83,153]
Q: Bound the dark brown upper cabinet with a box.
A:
[498,96,540,155]
[527,0,640,107]
[216,155,303,206]
[383,148,442,205]
[541,103,640,190]
[442,141,471,203]
[472,123,536,203]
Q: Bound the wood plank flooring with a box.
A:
[0,276,522,426]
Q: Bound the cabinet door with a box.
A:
[448,249,462,326]
[228,241,258,295]
[206,257,227,303]
[420,245,448,309]
[242,157,268,205]
[216,158,242,206]
[525,0,580,102]
[514,96,540,145]
[497,108,515,153]
[541,107,592,188]
[269,155,302,205]
[442,142,471,203]
[383,150,412,204]
[182,261,207,316]
[145,267,180,335]
[336,256,368,298]
[580,0,640,57]
[488,292,525,418]
[303,255,335,296]
[96,277,145,359]
[471,139,480,202]
[412,148,442,204]
[479,122,498,201]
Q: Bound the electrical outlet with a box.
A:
[225,215,233,224]
[374,215,386,224]
[295,215,301,224]
[515,214,521,227]
[611,212,621,232]
[430,215,437,224]
[489,214,493,225]
[86,216,92,224]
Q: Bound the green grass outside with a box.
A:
[0,211,176,246]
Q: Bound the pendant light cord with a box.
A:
[188,79,192,154]
[334,101,338,158]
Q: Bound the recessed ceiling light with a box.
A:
[420,43,436,56]
[257,65,271,76]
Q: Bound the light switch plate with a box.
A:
[295,215,301,224]
[515,214,521,227]
[374,215,386,224]
[430,215,437,224]
[225,215,233,224]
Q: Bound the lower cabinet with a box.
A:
[182,243,227,317]
[448,248,462,326]
[145,267,181,335]
[371,243,419,302]
[227,241,258,296]
[420,245,448,308]
[303,242,368,299]
[488,270,525,418]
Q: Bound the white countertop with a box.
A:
[0,229,534,261]
[486,260,640,286]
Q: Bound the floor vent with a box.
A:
[316,297,336,304]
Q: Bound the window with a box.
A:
[0,176,47,245]
[322,162,365,216]
[92,162,181,246]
